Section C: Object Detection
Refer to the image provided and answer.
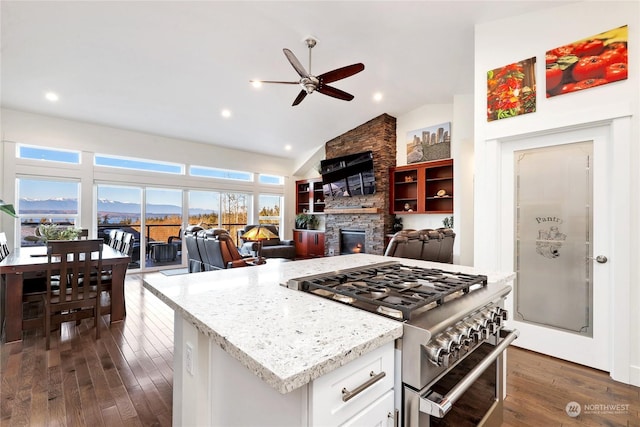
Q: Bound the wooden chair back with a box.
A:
[44,239,104,350]
[0,232,9,261]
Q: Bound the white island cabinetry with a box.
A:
[175,315,395,426]
[144,254,404,427]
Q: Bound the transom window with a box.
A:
[189,165,253,181]
[17,144,80,164]
[95,154,184,174]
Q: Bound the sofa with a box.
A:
[237,225,296,260]
[384,228,455,263]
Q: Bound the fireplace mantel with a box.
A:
[324,207,380,214]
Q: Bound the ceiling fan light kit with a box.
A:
[252,37,364,106]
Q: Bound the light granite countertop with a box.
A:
[142,254,515,394]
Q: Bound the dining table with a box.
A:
[0,243,130,343]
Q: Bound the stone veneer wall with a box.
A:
[324,113,397,255]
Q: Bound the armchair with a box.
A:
[237,225,296,260]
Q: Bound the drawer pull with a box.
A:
[341,371,386,402]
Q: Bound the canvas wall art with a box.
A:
[546,25,628,97]
[406,122,451,164]
[487,57,536,122]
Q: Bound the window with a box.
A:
[189,190,220,227]
[95,154,183,174]
[188,190,248,245]
[146,188,183,267]
[17,178,80,246]
[258,194,282,230]
[17,145,80,164]
[259,174,284,185]
[190,165,252,181]
[96,184,142,268]
[221,192,249,244]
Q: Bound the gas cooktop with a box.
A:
[287,261,488,321]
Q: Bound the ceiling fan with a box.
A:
[251,37,365,106]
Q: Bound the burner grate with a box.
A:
[299,263,488,320]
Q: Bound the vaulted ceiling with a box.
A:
[1,1,572,163]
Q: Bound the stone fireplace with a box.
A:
[323,114,397,255]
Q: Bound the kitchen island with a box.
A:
[143,254,404,426]
[143,254,516,426]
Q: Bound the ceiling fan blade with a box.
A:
[292,90,308,106]
[317,84,354,101]
[283,48,309,78]
[250,80,299,85]
[318,63,365,84]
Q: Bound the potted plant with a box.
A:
[295,213,311,229]
[307,215,320,230]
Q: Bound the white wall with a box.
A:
[395,99,475,266]
[473,1,639,386]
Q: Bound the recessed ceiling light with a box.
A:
[251,80,263,88]
[45,92,59,102]
[284,145,292,151]
[373,92,383,102]
[221,109,232,118]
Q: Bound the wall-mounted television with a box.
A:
[320,151,376,197]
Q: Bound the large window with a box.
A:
[96,184,142,268]
[188,190,249,245]
[146,188,183,267]
[221,192,249,242]
[258,194,282,230]
[17,178,80,246]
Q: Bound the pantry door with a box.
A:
[500,126,610,371]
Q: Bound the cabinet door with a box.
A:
[308,232,325,257]
[310,342,394,426]
[341,389,395,427]
[293,231,308,258]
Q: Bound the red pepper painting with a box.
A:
[487,57,536,122]
[546,25,628,97]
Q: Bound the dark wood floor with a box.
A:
[1,273,639,426]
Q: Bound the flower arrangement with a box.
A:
[36,224,83,242]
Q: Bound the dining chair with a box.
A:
[43,239,104,350]
[0,231,9,261]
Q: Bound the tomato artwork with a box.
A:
[545,25,628,97]
[546,68,563,91]
[606,63,628,82]
[572,56,607,81]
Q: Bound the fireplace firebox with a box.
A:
[340,230,366,255]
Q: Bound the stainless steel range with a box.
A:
[287,261,519,427]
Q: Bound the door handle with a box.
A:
[587,255,608,264]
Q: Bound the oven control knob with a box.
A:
[423,342,450,367]
[494,307,508,321]
[462,319,484,340]
[434,335,456,353]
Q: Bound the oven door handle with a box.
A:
[419,329,520,418]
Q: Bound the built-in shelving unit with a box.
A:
[296,178,324,214]
[389,159,453,214]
